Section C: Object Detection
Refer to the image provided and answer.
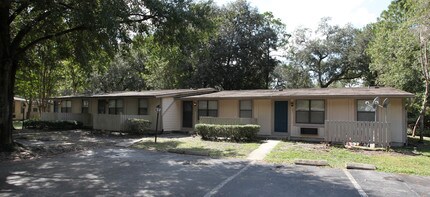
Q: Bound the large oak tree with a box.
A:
[0,0,206,151]
[287,18,371,88]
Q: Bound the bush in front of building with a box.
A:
[23,120,83,130]
[195,124,260,142]
[125,118,152,135]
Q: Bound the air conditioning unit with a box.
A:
[300,128,318,135]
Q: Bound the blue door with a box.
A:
[275,101,288,132]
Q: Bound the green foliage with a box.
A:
[272,64,313,88]
[195,123,260,142]
[23,120,83,130]
[368,0,422,93]
[286,18,370,88]
[89,52,147,93]
[125,118,152,135]
[195,0,287,89]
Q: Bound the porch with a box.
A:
[325,120,391,147]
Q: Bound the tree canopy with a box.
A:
[284,18,371,88]
[0,0,215,150]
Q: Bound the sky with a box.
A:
[213,0,393,31]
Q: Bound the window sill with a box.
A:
[294,123,324,128]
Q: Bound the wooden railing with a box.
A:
[325,120,391,147]
[42,112,154,131]
[41,112,92,126]
[199,116,258,125]
[92,114,153,131]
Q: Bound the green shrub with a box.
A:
[23,120,83,130]
[195,124,260,142]
[125,118,152,135]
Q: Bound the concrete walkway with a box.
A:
[247,140,280,161]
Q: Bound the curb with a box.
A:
[115,139,143,147]
[346,162,376,170]
[294,159,329,166]
[167,149,210,157]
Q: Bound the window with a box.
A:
[357,100,375,121]
[296,100,325,124]
[198,100,218,118]
[108,99,124,115]
[54,101,59,113]
[98,100,107,114]
[240,100,252,118]
[61,100,72,113]
[82,100,89,113]
[138,99,148,115]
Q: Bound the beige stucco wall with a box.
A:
[71,98,82,113]
[219,100,238,118]
[386,98,405,144]
[254,99,272,135]
[326,99,355,121]
[13,100,24,120]
[161,97,181,131]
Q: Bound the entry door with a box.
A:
[182,101,193,128]
[275,101,288,132]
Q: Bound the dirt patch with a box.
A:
[0,129,142,162]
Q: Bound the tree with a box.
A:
[90,52,147,93]
[1,0,211,151]
[368,0,421,93]
[368,0,429,140]
[15,41,64,116]
[287,18,370,88]
[271,64,313,89]
[408,0,430,141]
[195,0,287,90]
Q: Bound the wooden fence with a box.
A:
[325,120,391,147]
[42,113,154,131]
[92,114,153,131]
[199,116,258,125]
[41,112,92,126]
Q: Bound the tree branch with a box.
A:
[119,14,157,24]
[16,25,87,56]
[8,1,30,24]
[10,10,52,52]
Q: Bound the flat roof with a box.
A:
[181,87,414,100]
[54,88,216,99]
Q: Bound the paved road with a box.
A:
[0,147,429,197]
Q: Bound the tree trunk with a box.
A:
[0,59,17,151]
[413,31,430,142]
[0,1,16,151]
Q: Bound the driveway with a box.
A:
[1,147,429,197]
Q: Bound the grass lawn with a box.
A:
[265,136,430,176]
[133,135,261,158]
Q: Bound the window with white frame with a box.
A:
[357,100,375,121]
[138,99,148,115]
[198,100,218,118]
[108,99,124,115]
[239,100,252,118]
[82,100,89,113]
[61,100,72,113]
[296,100,325,124]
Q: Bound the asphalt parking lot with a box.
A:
[0,147,429,197]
